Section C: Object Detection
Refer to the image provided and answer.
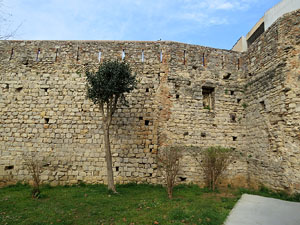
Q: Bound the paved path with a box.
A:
[225,194,300,225]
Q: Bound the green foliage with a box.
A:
[242,103,248,108]
[204,105,211,110]
[85,60,137,105]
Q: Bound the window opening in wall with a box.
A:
[116,167,119,172]
[260,100,266,110]
[145,120,149,126]
[201,132,206,137]
[5,84,9,89]
[233,136,237,141]
[142,49,144,62]
[223,73,231,80]
[176,94,180,99]
[9,48,14,60]
[160,50,163,63]
[36,48,41,62]
[42,88,48,92]
[202,87,214,110]
[98,49,102,62]
[150,148,153,153]
[230,90,235,95]
[55,48,59,62]
[183,50,186,65]
[146,88,149,93]
[202,53,205,66]
[237,98,241,103]
[237,58,240,70]
[184,132,189,136]
[248,73,253,77]
[122,49,125,60]
[139,116,143,121]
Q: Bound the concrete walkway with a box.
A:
[225,194,300,225]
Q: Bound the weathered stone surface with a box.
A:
[0,10,299,193]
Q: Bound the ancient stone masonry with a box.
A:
[0,9,299,193]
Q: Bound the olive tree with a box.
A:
[85,60,137,192]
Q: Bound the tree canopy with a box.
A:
[86,60,136,106]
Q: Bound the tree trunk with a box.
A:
[103,123,116,192]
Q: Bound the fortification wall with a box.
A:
[0,9,299,193]
[243,9,300,192]
[0,40,247,186]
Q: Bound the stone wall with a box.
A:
[0,40,247,187]
[0,9,299,193]
[243,9,300,192]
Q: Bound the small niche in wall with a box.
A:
[16,87,23,92]
[176,94,180,99]
[150,148,153,153]
[55,48,59,62]
[201,132,206,137]
[116,167,119,172]
[98,49,102,62]
[230,91,235,95]
[184,132,189,136]
[122,49,125,60]
[139,116,143,121]
[237,98,241,103]
[230,113,236,122]
[146,88,149,93]
[233,136,237,141]
[160,50,163,63]
[9,48,14,60]
[179,177,187,181]
[36,48,41,62]
[260,100,266,110]
[223,73,231,80]
[145,120,150,126]
[4,165,14,170]
[149,173,152,177]
[202,86,215,110]
[44,118,50,124]
[42,88,48,93]
[76,47,80,61]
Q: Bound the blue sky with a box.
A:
[3,0,281,49]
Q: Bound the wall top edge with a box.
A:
[0,40,239,54]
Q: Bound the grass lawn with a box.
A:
[0,183,240,225]
[0,183,299,225]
